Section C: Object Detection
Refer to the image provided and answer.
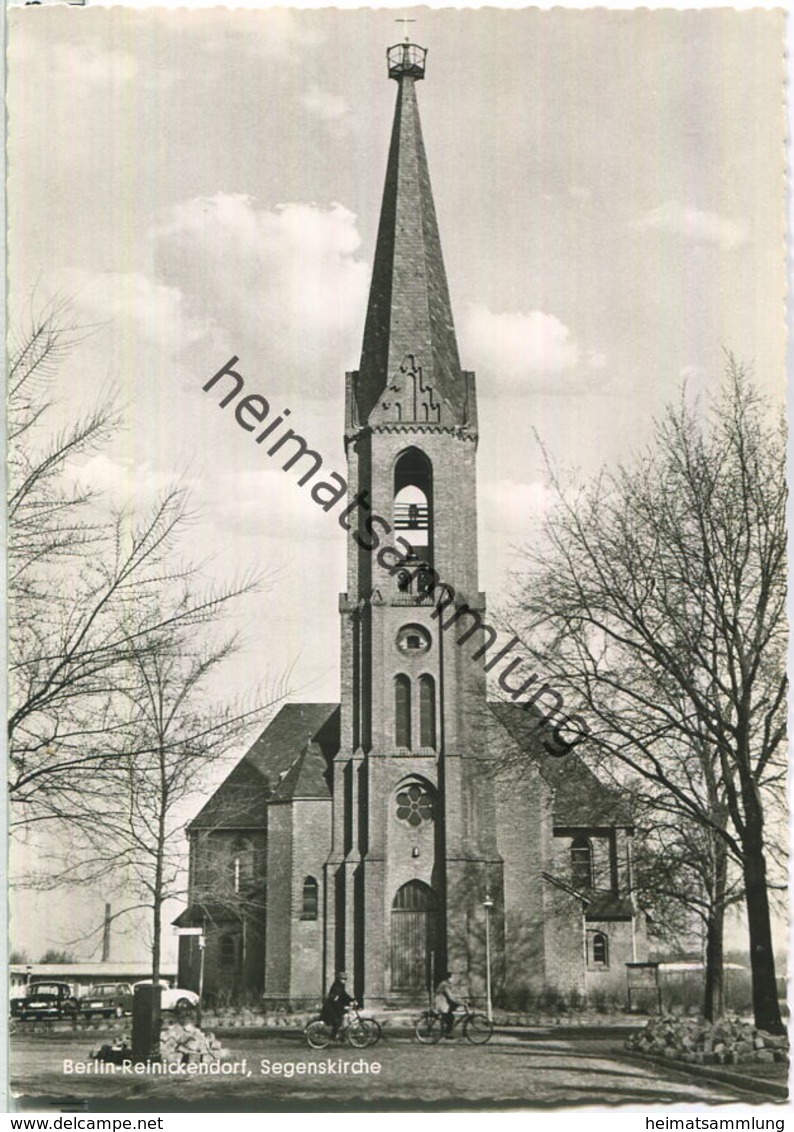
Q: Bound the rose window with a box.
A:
[396,783,434,826]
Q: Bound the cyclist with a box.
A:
[434,971,460,1039]
[321,970,352,1039]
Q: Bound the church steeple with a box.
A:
[355,41,469,428]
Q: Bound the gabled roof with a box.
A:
[187,758,270,831]
[541,873,635,922]
[188,703,339,830]
[488,701,632,827]
[584,893,635,922]
[173,902,241,928]
[269,741,332,803]
[242,702,339,782]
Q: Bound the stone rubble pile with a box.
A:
[160,1020,227,1064]
[625,1015,789,1065]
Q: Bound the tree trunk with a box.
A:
[742,836,783,1034]
[702,852,726,1022]
[152,841,163,987]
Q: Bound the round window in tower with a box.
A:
[396,624,431,654]
[396,783,434,827]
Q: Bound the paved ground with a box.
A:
[9,1030,771,1112]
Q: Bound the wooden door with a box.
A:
[390,881,436,992]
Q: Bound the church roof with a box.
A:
[269,741,332,803]
[488,701,632,828]
[585,893,635,922]
[355,49,466,425]
[173,901,242,928]
[187,703,339,830]
[242,702,339,783]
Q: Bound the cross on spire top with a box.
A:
[395,15,416,42]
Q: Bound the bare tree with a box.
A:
[8,302,288,988]
[73,616,283,985]
[629,799,745,1020]
[506,358,786,1033]
[16,575,286,980]
[7,305,270,832]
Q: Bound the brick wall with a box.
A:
[290,798,332,1002]
[264,805,293,999]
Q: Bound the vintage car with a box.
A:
[132,980,199,1012]
[10,981,80,1020]
[79,983,134,1018]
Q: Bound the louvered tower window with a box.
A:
[395,674,412,748]
[419,674,436,748]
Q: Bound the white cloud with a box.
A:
[195,10,317,62]
[57,269,210,354]
[154,194,369,385]
[10,37,139,85]
[301,84,351,122]
[569,185,592,205]
[63,452,192,511]
[678,362,718,407]
[482,478,554,534]
[631,201,748,251]
[460,303,607,394]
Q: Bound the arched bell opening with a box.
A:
[393,447,433,569]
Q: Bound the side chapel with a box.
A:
[175,40,647,1007]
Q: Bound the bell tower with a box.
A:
[325,38,503,1005]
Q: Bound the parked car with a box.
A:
[10,981,80,1021]
[79,983,134,1019]
[131,981,199,1011]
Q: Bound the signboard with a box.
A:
[626,962,662,1013]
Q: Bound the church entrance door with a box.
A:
[390,881,437,993]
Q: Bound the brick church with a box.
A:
[176,40,647,1008]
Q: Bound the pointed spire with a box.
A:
[355,45,467,427]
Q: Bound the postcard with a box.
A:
[6,4,788,1118]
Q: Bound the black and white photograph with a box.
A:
[5,2,789,1118]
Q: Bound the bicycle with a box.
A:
[414,1000,493,1045]
[305,1002,381,1049]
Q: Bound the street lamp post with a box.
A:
[197,932,206,1029]
[482,892,494,1023]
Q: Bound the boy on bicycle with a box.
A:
[434,972,460,1039]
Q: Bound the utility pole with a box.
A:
[102,903,111,962]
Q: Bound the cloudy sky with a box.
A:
[7,6,786,959]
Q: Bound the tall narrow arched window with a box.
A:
[301,876,319,921]
[571,836,593,890]
[591,932,608,966]
[393,448,433,568]
[419,674,436,748]
[219,934,237,968]
[395,675,411,748]
[230,836,254,893]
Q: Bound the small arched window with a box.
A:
[301,876,319,921]
[571,837,593,890]
[219,934,237,968]
[591,932,608,967]
[419,674,436,748]
[395,674,412,748]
